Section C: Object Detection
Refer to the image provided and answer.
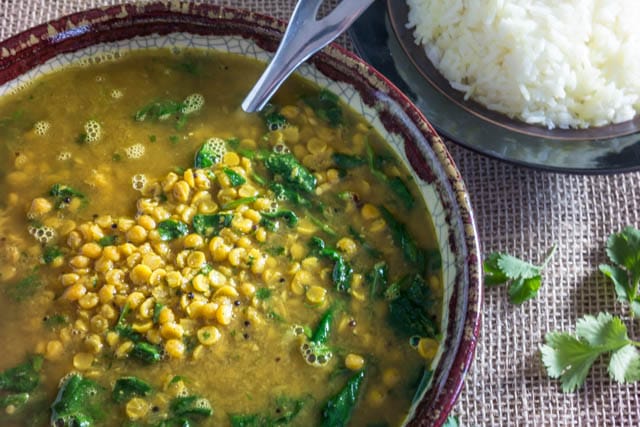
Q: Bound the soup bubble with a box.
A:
[181,93,205,114]
[34,120,50,136]
[132,174,147,192]
[84,120,102,143]
[57,151,72,161]
[28,225,56,244]
[125,144,145,159]
[110,89,123,99]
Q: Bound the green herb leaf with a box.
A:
[49,184,86,209]
[484,246,556,304]
[97,235,117,247]
[157,220,189,241]
[192,213,232,237]
[599,227,640,317]
[540,312,640,392]
[255,288,272,300]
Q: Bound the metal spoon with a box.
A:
[241,0,375,113]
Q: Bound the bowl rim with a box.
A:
[0,2,482,425]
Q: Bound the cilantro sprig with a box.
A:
[484,245,557,304]
[599,226,640,317]
[540,312,640,392]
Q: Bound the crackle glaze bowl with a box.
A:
[0,2,481,425]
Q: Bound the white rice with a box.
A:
[406,0,640,129]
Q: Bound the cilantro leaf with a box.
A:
[599,226,640,317]
[483,245,556,304]
[540,313,640,392]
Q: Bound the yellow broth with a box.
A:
[0,50,442,426]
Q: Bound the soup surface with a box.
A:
[0,49,441,426]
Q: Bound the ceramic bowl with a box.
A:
[0,2,482,425]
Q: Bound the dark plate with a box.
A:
[349,1,640,173]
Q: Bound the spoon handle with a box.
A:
[241,0,375,113]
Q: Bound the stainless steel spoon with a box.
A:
[241,0,375,113]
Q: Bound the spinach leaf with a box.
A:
[311,307,335,345]
[387,274,438,338]
[320,370,365,427]
[269,183,311,207]
[7,269,42,302]
[192,213,232,237]
[130,342,162,365]
[332,153,366,170]
[170,395,213,418]
[260,210,298,231]
[303,89,343,127]
[0,355,43,393]
[366,262,388,299]
[310,237,353,292]
[112,377,152,403]
[265,113,288,132]
[223,168,246,186]
[0,392,29,409]
[50,373,105,427]
[157,220,189,241]
[264,153,316,194]
[42,246,63,264]
[379,206,423,268]
[221,197,258,210]
[229,396,305,426]
[194,139,223,169]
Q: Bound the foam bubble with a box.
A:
[181,93,205,114]
[110,89,123,99]
[28,225,56,244]
[273,143,290,154]
[132,174,147,192]
[95,76,105,83]
[267,200,279,214]
[84,120,102,143]
[200,137,226,165]
[125,144,145,159]
[57,151,72,161]
[34,121,50,136]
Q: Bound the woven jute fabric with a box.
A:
[2,1,640,425]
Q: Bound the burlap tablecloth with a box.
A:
[2,1,640,425]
